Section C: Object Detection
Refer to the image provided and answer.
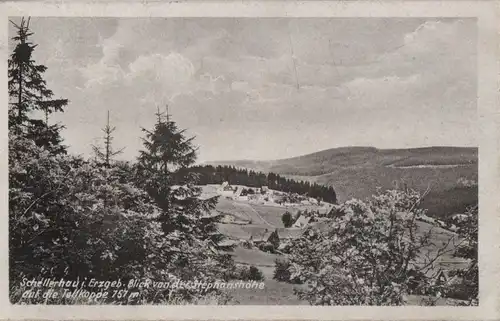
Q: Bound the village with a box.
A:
[201,182,334,250]
[201,181,460,251]
[198,181,471,304]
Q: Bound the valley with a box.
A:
[200,172,473,304]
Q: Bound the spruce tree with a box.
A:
[92,111,124,167]
[8,17,68,153]
[137,106,233,281]
[91,111,125,211]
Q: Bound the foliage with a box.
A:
[245,266,265,281]
[9,116,235,304]
[273,259,302,284]
[282,211,294,228]
[135,107,234,284]
[8,20,236,304]
[287,189,455,305]
[258,242,276,253]
[92,111,124,167]
[229,265,265,281]
[448,204,478,305]
[10,135,158,288]
[273,259,292,282]
[8,18,68,154]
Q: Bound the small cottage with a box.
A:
[251,228,280,248]
[293,215,311,228]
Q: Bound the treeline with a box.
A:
[187,165,337,203]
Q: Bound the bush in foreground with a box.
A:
[288,189,462,305]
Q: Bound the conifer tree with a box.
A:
[92,111,124,167]
[91,111,125,211]
[137,105,233,280]
[8,17,68,153]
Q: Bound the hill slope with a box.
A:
[207,146,478,219]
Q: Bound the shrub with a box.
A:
[259,241,275,253]
[448,204,478,305]
[277,239,293,254]
[9,135,231,304]
[282,211,293,227]
[232,265,264,281]
[247,265,265,281]
[273,259,291,282]
[9,135,166,301]
[288,189,455,305]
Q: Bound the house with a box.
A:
[217,239,240,247]
[309,218,332,232]
[326,205,344,218]
[417,213,436,225]
[425,268,459,286]
[250,228,280,248]
[293,215,311,228]
[218,181,235,198]
[214,239,240,252]
[317,205,333,217]
[277,227,304,240]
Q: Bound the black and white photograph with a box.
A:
[7,14,482,307]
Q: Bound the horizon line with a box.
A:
[199,144,478,164]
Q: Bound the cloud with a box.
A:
[38,17,477,161]
[79,37,229,104]
[79,33,124,88]
[124,52,196,101]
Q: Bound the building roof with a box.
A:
[293,215,311,227]
[251,228,277,242]
[277,228,304,240]
[218,239,240,247]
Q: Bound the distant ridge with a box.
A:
[206,146,477,173]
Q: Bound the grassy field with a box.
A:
[216,198,270,225]
[227,246,308,305]
[249,204,289,227]
[231,247,279,266]
[226,277,307,305]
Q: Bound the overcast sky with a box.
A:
[9,17,477,162]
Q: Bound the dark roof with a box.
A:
[251,228,277,242]
[277,228,304,240]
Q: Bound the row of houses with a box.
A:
[217,182,272,201]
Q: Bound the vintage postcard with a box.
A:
[0,0,499,320]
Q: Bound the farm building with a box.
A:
[218,181,236,198]
[292,215,311,228]
[217,239,240,248]
[250,228,280,248]
[277,228,304,240]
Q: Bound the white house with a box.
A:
[217,181,235,198]
[293,215,311,228]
